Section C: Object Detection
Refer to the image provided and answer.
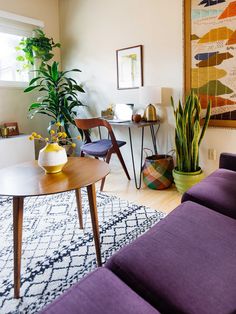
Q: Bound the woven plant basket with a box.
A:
[142,154,174,190]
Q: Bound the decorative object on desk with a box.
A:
[0,127,9,138]
[101,104,114,120]
[144,104,157,122]
[3,122,19,136]
[116,45,143,89]
[29,122,79,174]
[171,91,211,193]
[143,149,174,190]
[132,114,142,123]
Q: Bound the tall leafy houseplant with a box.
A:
[24,61,85,138]
[171,92,211,193]
[16,29,60,70]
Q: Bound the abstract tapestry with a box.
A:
[188,0,236,125]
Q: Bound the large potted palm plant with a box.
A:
[171,91,211,193]
[24,61,85,138]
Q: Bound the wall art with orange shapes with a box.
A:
[185,0,236,127]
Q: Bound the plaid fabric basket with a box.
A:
[142,154,174,190]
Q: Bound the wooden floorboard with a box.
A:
[99,167,181,215]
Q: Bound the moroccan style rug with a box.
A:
[0,190,165,314]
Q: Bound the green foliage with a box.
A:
[16,29,61,70]
[24,61,85,138]
[171,91,211,172]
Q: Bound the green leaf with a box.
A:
[24,85,41,92]
[29,77,42,85]
[28,102,42,111]
[73,85,85,93]
[16,55,25,61]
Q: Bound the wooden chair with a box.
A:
[74,118,130,191]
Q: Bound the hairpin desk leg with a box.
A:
[150,124,159,155]
[128,127,144,189]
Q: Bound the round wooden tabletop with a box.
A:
[0,157,110,197]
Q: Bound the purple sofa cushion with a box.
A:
[40,268,160,314]
[219,152,236,171]
[106,201,236,314]
[81,139,126,157]
[182,168,236,219]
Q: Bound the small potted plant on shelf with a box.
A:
[171,91,211,193]
[29,122,81,174]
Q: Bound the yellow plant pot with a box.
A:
[38,143,68,174]
[173,168,204,194]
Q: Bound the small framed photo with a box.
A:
[4,122,19,136]
[116,45,143,90]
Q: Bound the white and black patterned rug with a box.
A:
[0,190,165,313]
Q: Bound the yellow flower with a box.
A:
[45,138,49,142]
[55,122,61,127]
[71,143,76,148]
[31,132,37,137]
[50,130,55,135]
[62,132,67,138]
[57,132,62,137]
[36,134,41,139]
[29,135,34,140]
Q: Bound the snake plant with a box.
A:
[171,92,211,172]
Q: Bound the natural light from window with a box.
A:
[0,32,29,83]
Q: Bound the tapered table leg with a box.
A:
[75,189,83,229]
[13,196,24,299]
[86,184,102,266]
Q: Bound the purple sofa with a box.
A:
[40,153,236,314]
[182,152,236,219]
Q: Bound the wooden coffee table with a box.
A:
[0,157,110,298]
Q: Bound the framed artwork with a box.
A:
[4,122,19,136]
[116,45,143,90]
[184,0,236,127]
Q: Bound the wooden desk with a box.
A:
[107,120,160,189]
[0,157,110,298]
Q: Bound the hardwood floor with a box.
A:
[100,166,182,215]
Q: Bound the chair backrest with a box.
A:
[74,118,120,150]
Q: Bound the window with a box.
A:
[0,10,43,87]
[0,32,29,83]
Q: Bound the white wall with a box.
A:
[59,0,183,174]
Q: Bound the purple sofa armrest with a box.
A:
[219,153,236,171]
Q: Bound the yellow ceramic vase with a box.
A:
[38,143,68,174]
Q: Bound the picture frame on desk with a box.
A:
[116,45,143,90]
[3,122,19,136]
